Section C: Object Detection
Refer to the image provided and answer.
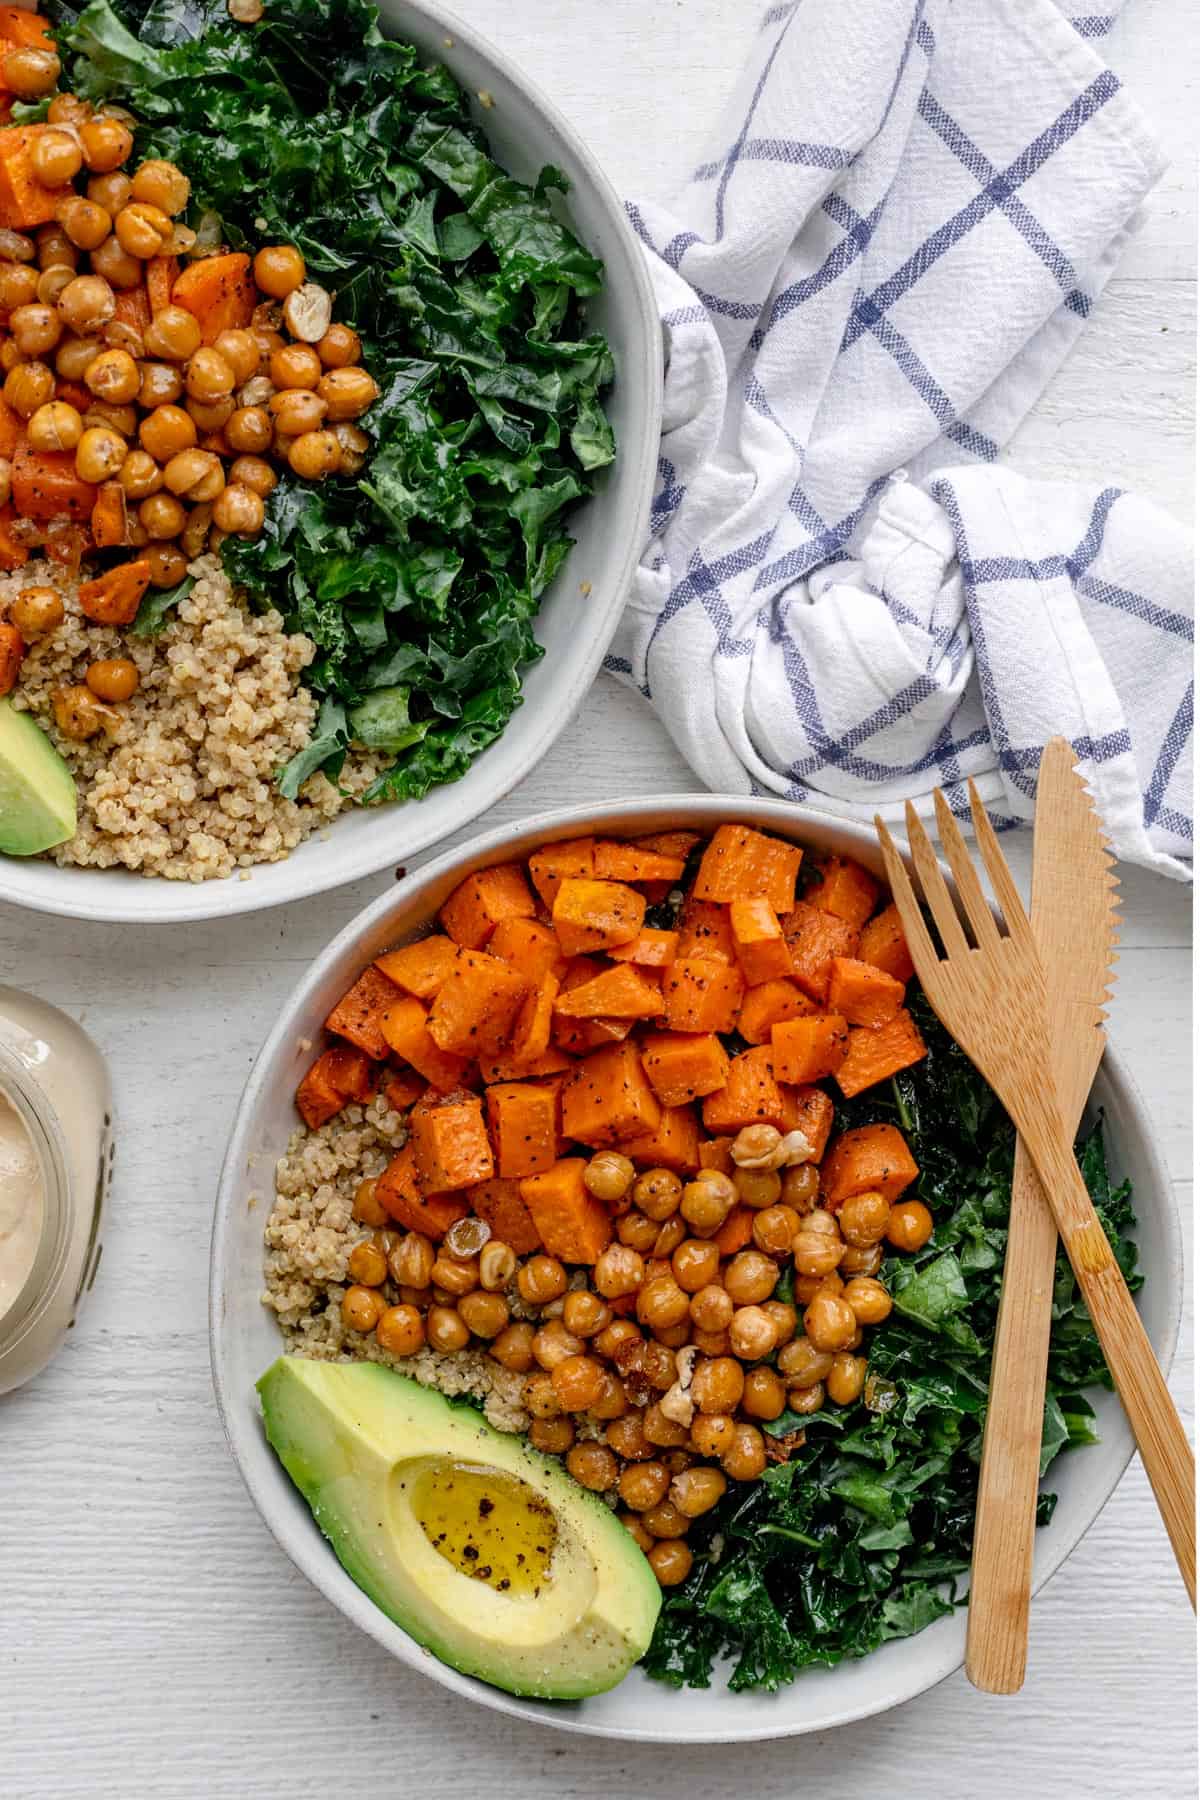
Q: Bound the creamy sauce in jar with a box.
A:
[0,1087,44,1323]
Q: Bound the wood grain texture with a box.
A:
[967,744,1119,1692]
[0,1,1194,1795]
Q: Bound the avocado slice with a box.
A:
[0,700,77,855]
[258,1357,662,1699]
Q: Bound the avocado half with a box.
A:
[0,700,76,855]
[258,1357,662,1699]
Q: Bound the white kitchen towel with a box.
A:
[610,0,1192,877]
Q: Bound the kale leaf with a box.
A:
[643,994,1139,1691]
[57,0,613,800]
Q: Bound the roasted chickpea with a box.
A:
[742,1370,786,1426]
[85,657,139,703]
[680,1176,736,1237]
[47,93,91,126]
[87,172,132,216]
[84,346,139,405]
[517,1253,568,1307]
[143,306,202,362]
[669,1466,727,1517]
[840,1189,892,1248]
[185,347,237,404]
[269,342,322,390]
[670,1238,720,1293]
[690,1355,744,1416]
[0,260,38,310]
[134,365,180,413]
[3,361,53,419]
[843,1276,892,1325]
[529,1417,574,1455]
[552,1353,605,1413]
[372,1303,424,1357]
[187,394,235,433]
[804,1291,858,1353]
[689,1413,736,1459]
[83,400,137,438]
[840,1242,884,1277]
[565,1442,618,1493]
[343,1239,387,1287]
[283,281,332,343]
[561,1289,611,1339]
[777,1335,833,1387]
[269,389,327,439]
[524,1370,564,1420]
[606,1411,654,1462]
[642,1498,691,1540]
[425,1304,470,1354]
[51,683,118,740]
[826,1352,868,1407]
[30,129,83,189]
[9,585,63,638]
[593,1242,644,1300]
[0,229,32,266]
[3,46,61,99]
[332,420,369,475]
[887,1198,934,1252]
[456,1289,510,1340]
[618,1460,670,1512]
[253,244,306,298]
[88,234,142,291]
[9,302,61,359]
[139,406,196,464]
[478,1240,516,1292]
[36,264,75,307]
[74,424,127,484]
[751,1203,802,1256]
[58,274,116,334]
[138,491,186,539]
[55,197,111,256]
[723,1249,779,1307]
[131,159,191,216]
[341,1284,385,1333]
[642,1402,689,1449]
[648,1539,693,1587]
[349,1177,386,1228]
[532,1320,585,1373]
[721,1420,767,1482]
[733,1166,783,1209]
[27,400,82,454]
[588,1369,627,1420]
[117,449,163,502]
[689,1282,734,1334]
[728,1304,777,1362]
[786,1381,826,1416]
[317,321,362,368]
[792,1228,845,1278]
[79,115,133,173]
[489,1320,536,1373]
[616,1209,659,1253]
[781,1163,820,1211]
[652,1216,687,1261]
[180,501,213,558]
[636,1276,690,1332]
[631,1167,681,1222]
[54,335,101,382]
[227,454,277,499]
[593,1317,641,1361]
[760,1299,796,1348]
[427,1252,477,1298]
[583,1150,636,1204]
[163,448,225,504]
[287,428,340,480]
[317,366,379,421]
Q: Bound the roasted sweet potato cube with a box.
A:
[634,829,703,861]
[376,1141,468,1238]
[553,1014,634,1054]
[409,1089,494,1192]
[295,1054,345,1129]
[675,895,735,963]
[553,962,663,1020]
[561,1040,661,1148]
[325,964,403,1060]
[625,1104,701,1173]
[827,956,906,1028]
[439,862,536,949]
[322,1045,377,1102]
[0,125,65,230]
[694,823,803,911]
[770,1014,850,1084]
[781,902,860,1002]
[374,935,459,999]
[713,1205,755,1256]
[508,972,560,1066]
[382,1068,425,1113]
[700,1046,787,1132]
[468,1176,543,1254]
[488,916,567,981]
[805,854,880,928]
[593,840,686,882]
[426,949,530,1057]
[639,1030,730,1107]
[737,977,816,1045]
[477,1045,574,1083]
[821,1122,919,1206]
[782,1084,835,1162]
[729,896,792,985]
[699,1136,734,1174]
[528,836,595,907]
[379,995,476,1092]
[485,1080,559,1178]
[835,1010,927,1098]
[608,928,679,967]
[519,1157,613,1263]
[661,957,744,1033]
[857,903,916,985]
[551,877,645,955]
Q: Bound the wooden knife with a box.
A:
[965,736,1122,1693]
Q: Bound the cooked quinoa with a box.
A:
[262,1093,531,1436]
[7,554,382,883]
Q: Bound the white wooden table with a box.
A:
[0,4,1194,1795]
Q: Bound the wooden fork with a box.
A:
[875,785,1196,1607]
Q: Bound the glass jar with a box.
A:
[0,986,111,1395]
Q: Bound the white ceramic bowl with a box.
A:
[210,797,1183,1743]
[0,0,661,926]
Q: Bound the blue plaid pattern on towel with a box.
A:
[611,0,1191,877]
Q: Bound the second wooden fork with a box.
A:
[875,784,1195,1607]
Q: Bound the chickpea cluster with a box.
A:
[0,87,379,724]
[339,1122,934,1591]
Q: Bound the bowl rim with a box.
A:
[0,0,662,927]
[209,793,1183,1743]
